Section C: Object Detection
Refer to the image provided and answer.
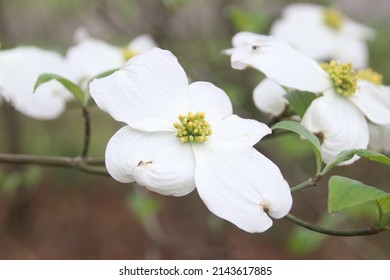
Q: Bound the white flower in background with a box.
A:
[225,34,390,164]
[270,3,375,68]
[0,46,72,120]
[90,48,292,233]
[302,65,390,164]
[66,33,157,86]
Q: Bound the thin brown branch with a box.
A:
[0,153,108,176]
[285,214,387,237]
[81,107,91,158]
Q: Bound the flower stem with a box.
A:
[0,153,108,176]
[290,175,321,193]
[285,214,386,237]
[81,107,91,158]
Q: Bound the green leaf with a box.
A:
[272,120,322,174]
[375,197,390,228]
[284,90,316,118]
[34,73,86,107]
[88,68,118,83]
[328,176,390,213]
[321,149,390,175]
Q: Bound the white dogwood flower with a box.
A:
[302,65,390,164]
[90,48,292,233]
[270,3,375,68]
[0,46,71,119]
[225,35,390,164]
[66,34,157,86]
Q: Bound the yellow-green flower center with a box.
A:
[173,112,212,143]
[323,8,344,30]
[122,48,138,61]
[357,68,383,85]
[321,60,357,96]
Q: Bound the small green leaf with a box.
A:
[272,120,322,174]
[284,90,316,118]
[375,197,390,228]
[88,68,118,84]
[321,149,390,175]
[328,176,390,213]
[34,73,86,107]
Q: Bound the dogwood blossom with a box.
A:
[89,48,292,233]
[302,66,390,164]
[270,3,375,68]
[66,34,157,87]
[225,34,390,164]
[0,46,71,119]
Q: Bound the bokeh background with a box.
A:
[0,0,389,259]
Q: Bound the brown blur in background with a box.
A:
[0,0,389,259]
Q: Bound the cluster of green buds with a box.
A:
[321,60,358,96]
[173,112,212,143]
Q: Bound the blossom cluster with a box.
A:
[1,3,389,234]
[225,3,390,164]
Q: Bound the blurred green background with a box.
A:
[0,0,389,259]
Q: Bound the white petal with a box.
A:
[349,80,390,125]
[301,90,369,164]
[281,3,324,21]
[106,126,195,196]
[334,37,368,69]
[127,34,158,53]
[270,17,337,60]
[90,48,190,131]
[253,78,288,116]
[193,143,292,233]
[231,31,270,47]
[368,123,390,153]
[16,83,66,119]
[188,81,232,122]
[379,85,390,95]
[273,3,373,68]
[0,46,69,119]
[227,33,332,92]
[282,3,375,41]
[210,115,271,147]
[341,18,376,41]
[66,38,123,85]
